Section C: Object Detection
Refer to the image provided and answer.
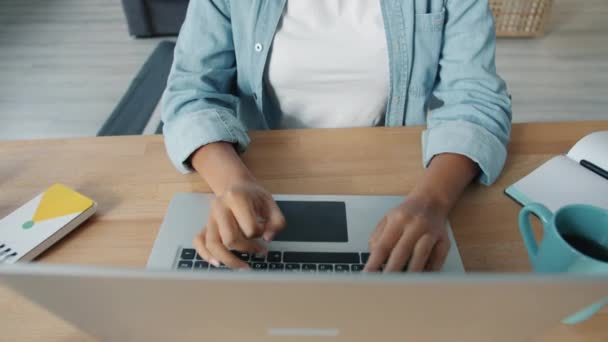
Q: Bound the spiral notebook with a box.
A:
[505,131,608,211]
[0,184,97,264]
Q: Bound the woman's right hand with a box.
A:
[193,180,286,270]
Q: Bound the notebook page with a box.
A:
[507,156,608,212]
[567,131,608,172]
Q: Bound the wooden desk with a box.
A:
[1,121,607,341]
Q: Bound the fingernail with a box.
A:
[263,232,275,242]
[210,259,220,267]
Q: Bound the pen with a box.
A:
[580,159,608,180]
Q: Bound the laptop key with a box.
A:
[269,263,284,271]
[285,263,301,272]
[232,250,250,261]
[283,252,359,264]
[195,253,203,261]
[177,260,193,269]
[180,248,196,260]
[360,253,370,264]
[302,264,317,272]
[251,253,266,262]
[267,251,282,262]
[318,264,333,272]
[253,262,268,270]
[335,264,350,272]
[194,261,208,270]
[351,264,364,272]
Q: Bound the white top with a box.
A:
[267,0,389,129]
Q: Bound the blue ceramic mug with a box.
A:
[519,203,608,324]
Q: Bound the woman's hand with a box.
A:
[190,142,286,270]
[364,195,451,272]
[193,180,286,270]
[364,153,480,273]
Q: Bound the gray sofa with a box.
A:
[121,0,189,37]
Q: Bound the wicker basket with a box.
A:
[490,0,553,37]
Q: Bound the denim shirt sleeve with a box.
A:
[161,0,250,174]
[422,0,512,185]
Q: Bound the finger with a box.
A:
[383,226,425,272]
[364,222,402,272]
[229,238,267,255]
[214,203,266,254]
[200,222,221,267]
[261,196,286,241]
[214,202,240,247]
[205,220,250,270]
[224,193,262,238]
[217,221,267,255]
[193,231,214,264]
[406,234,438,272]
[425,238,451,272]
[368,216,387,249]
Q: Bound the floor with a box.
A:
[0,0,162,140]
[0,0,607,141]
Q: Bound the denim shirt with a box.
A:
[161,0,512,185]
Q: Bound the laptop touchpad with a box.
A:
[273,201,348,242]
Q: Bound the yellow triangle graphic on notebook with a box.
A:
[23,184,93,229]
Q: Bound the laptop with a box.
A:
[1,264,607,341]
[146,193,466,272]
[2,193,607,340]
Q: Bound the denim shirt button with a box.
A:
[254,43,263,52]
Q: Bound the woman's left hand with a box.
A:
[364,195,451,273]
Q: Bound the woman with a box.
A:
[161,0,512,272]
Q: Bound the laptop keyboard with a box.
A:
[175,248,370,273]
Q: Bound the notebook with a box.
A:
[0,184,97,264]
[505,131,608,211]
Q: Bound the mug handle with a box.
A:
[518,203,554,265]
[563,297,608,325]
